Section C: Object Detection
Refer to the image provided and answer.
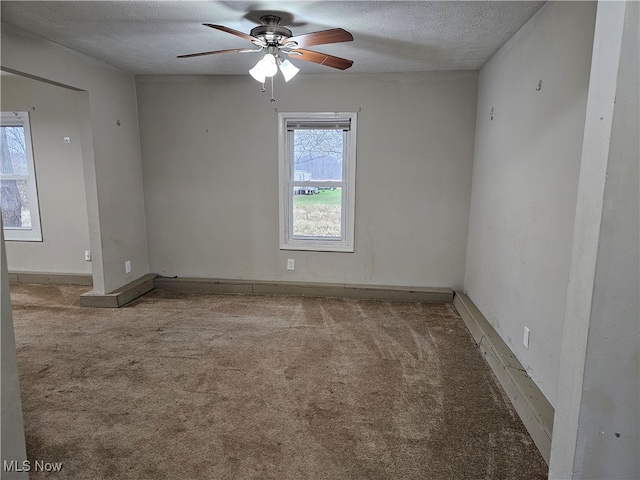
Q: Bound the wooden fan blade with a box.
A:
[293,48,353,70]
[177,48,248,59]
[287,28,353,48]
[203,24,265,46]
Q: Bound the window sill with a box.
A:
[280,241,354,253]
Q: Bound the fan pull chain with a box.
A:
[258,78,275,103]
[270,76,276,103]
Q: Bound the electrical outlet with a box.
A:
[63,136,70,144]
[287,259,295,271]
[84,250,91,261]
[125,260,131,274]
[523,327,530,349]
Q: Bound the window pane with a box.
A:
[293,187,342,238]
[1,179,32,228]
[293,129,343,181]
[1,125,28,175]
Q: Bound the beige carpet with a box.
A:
[11,284,547,479]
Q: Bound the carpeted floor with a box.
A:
[11,284,547,479]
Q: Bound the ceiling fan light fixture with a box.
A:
[278,59,300,82]
[263,54,278,77]
[249,63,266,82]
[249,53,278,82]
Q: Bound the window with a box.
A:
[1,111,42,241]
[278,112,357,252]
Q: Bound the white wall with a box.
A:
[1,23,149,294]
[576,3,639,472]
[2,74,91,274]
[464,1,597,406]
[550,2,639,477]
[136,72,477,289]
[0,226,29,480]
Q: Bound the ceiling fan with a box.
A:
[178,14,354,83]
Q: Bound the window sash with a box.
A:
[1,111,42,241]
[287,129,347,242]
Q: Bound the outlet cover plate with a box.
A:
[523,327,530,349]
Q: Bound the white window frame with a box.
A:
[1,111,42,241]
[278,112,357,252]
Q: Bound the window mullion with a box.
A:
[0,175,29,181]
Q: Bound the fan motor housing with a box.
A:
[250,25,293,45]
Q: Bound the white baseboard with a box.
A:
[8,271,92,286]
[154,276,454,303]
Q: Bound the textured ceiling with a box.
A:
[0,1,545,75]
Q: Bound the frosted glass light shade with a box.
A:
[278,59,299,82]
[261,54,278,77]
[249,54,277,82]
[249,63,266,82]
